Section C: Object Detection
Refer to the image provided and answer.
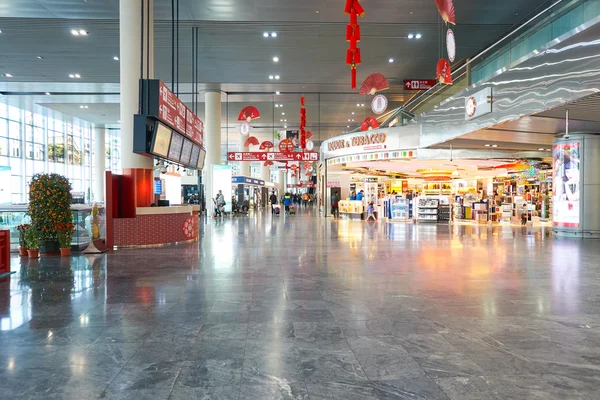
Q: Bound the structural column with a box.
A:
[204,90,222,210]
[279,169,286,195]
[94,128,106,202]
[119,0,153,170]
[239,133,250,176]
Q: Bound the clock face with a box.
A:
[446,29,456,63]
[466,97,477,117]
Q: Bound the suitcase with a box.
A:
[274,205,281,215]
[289,205,296,215]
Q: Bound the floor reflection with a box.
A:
[0,211,598,399]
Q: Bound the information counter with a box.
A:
[112,205,199,248]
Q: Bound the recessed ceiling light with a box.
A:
[280,119,283,122]
[348,119,351,122]
[279,104,283,107]
[273,56,279,63]
[37,56,43,60]
[347,125,350,128]
[275,104,279,108]
[282,112,285,115]
[356,103,360,107]
[271,32,277,37]
[275,75,280,80]
[263,32,269,38]
[485,144,491,147]
[275,91,280,95]
[284,125,287,128]
[79,30,88,35]
[269,75,274,80]
[4,73,12,77]
[538,148,545,151]
[113,56,119,61]
[45,92,51,95]
[415,33,422,39]
[351,112,355,115]
[316,10,319,13]
[545,149,551,151]
[118,120,121,123]
[361,103,364,106]
[0,30,3,33]
[284,119,287,122]
[71,29,80,36]
[75,73,81,78]
[492,144,498,148]
[79,105,88,109]
[389,58,394,63]
[408,34,414,39]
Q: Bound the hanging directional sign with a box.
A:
[227,152,319,162]
[403,79,437,91]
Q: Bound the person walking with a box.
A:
[331,192,339,219]
[283,192,293,215]
[269,191,278,214]
[214,190,225,218]
[302,192,309,208]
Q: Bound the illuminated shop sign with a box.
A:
[327,133,387,152]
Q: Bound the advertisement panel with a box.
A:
[553,141,580,228]
[212,165,233,213]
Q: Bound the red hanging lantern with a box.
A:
[344,0,365,90]
[436,58,453,85]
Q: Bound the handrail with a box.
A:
[404,0,568,112]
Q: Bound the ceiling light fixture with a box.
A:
[37,56,43,60]
[361,103,364,106]
[269,75,274,80]
[79,30,88,35]
[485,144,491,147]
[416,33,422,39]
[282,112,285,115]
[389,58,394,63]
[356,103,360,107]
[45,92,51,95]
[284,125,287,128]
[71,29,80,36]
[273,56,279,63]
[113,56,119,61]
[284,119,287,122]
[275,91,280,95]
[3,73,12,78]
[545,149,551,151]
[538,148,545,151]
[351,112,355,115]
[79,105,88,109]
[275,104,279,108]
[348,119,351,122]
[271,32,277,37]
[408,34,414,39]
[74,73,81,78]
[275,75,280,80]
[280,119,283,122]
[263,32,269,37]
[492,144,498,148]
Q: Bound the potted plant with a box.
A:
[25,227,40,258]
[28,173,72,256]
[56,221,75,257]
[17,224,30,256]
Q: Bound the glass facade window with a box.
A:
[0,102,121,204]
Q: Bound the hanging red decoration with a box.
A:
[244,136,260,147]
[436,58,453,85]
[264,161,274,167]
[259,141,274,151]
[299,96,307,149]
[435,0,456,25]
[305,172,312,177]
[360,73,389,95]
[305,131,313,140]
[238,106,260,122]
[360,117,380,131]
[344,0,365,89]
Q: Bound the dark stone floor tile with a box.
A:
[94,326,156,344]
[306,377,450,400]
[197,323,248,340]
[105,360,184,392]
[168,385,240,400]
[242,340,303,384]
[239,381,308,400]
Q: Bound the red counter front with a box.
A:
[113,206,199,247]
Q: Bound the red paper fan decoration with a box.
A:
[360,117,380,131]
[305,131,314,140]
[259,141,274,150]
[244,136,259,147]
[305,172,312,177]
[290,164,298,171]
[436,58,453,85]
[238,106,260,122]
[360,73,389,95]
[435,0,456,25]
[303,162,311,170]
[264,161,274,167]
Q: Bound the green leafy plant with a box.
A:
[56,221,75,248]
[24,227,40,250]
[17,224,30,247]
[28,173,72,242]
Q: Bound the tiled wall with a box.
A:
[113,213,198,247]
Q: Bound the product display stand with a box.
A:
[417,197,439,223]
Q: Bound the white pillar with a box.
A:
[261,165,270,183]
[239,133,250,176]
[204,90,222,208]
[120,0,153,170]
[279,169,286,195]
[94,128,106,202]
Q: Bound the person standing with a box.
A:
[283,192,293,215]
[331,192,339,219]
[357,190,364,201]
[302,192,309,208]
[269,191,278,214]
[214,190,225,217]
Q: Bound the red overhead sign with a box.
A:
[227,152,319,162]
[158,81,187,136]
[403,79,437,91]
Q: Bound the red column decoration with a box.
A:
[345,0,365,89]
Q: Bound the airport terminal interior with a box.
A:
[1,0,600,399]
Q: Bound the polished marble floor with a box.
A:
[1,209,600,399]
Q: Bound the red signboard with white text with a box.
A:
[227,152,319,162]
[155,80,201,146]
[403,79,437,91]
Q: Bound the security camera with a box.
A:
[160,165,167,174]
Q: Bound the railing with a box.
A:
[389,0,597,119]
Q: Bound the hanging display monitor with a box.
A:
[180,139,193,166]
[197,148,207,170]
[190,144,200,168]
[168,132,184,162]
[151,122,172,158]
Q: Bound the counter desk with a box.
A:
[112,205,200,248]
